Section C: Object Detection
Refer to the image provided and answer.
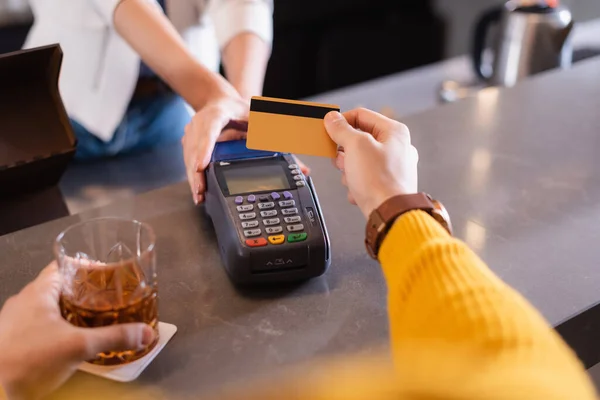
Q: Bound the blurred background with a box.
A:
[1,0,600,100]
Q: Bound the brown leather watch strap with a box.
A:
[365,193,450,259]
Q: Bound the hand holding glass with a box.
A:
[55,218,159,365]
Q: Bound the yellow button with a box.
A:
[268,235,285,245]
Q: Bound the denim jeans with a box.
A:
[70,93,191,161]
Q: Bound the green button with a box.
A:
[287,233,307,243]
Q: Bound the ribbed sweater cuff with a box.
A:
[379,210,450,283]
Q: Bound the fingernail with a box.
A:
[325,111,343,123]
[141,325,155,346]
[195,183,203,194]
[193,194,199,205]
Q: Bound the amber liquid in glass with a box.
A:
[60,263,159,365]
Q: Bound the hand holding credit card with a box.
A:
[246,97,341,158]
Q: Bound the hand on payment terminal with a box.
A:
[205,140,331,285]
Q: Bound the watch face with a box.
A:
[431,200,452,235]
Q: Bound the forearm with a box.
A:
[380,210,596,398]
[113,0,238,110]
[222,32,270,101]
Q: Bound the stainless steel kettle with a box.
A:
[472,0,574,87]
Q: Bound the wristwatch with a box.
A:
[365,193,452,259]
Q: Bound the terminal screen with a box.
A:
[223,165,289,195]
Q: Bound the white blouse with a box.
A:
[23,0,273,142]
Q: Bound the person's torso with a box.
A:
[23,0,219,140]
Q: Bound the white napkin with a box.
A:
[78,322,177,382]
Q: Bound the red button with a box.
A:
[246,238,267,247]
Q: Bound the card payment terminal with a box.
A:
[205,140,331,285]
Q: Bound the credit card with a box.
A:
[246,96,340,158]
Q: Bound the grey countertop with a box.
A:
[402,58,600,368]
[1,165,388,398]
[2,56,600,396]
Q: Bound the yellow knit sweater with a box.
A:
[377,210,597,399]
[214,210,598,400]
